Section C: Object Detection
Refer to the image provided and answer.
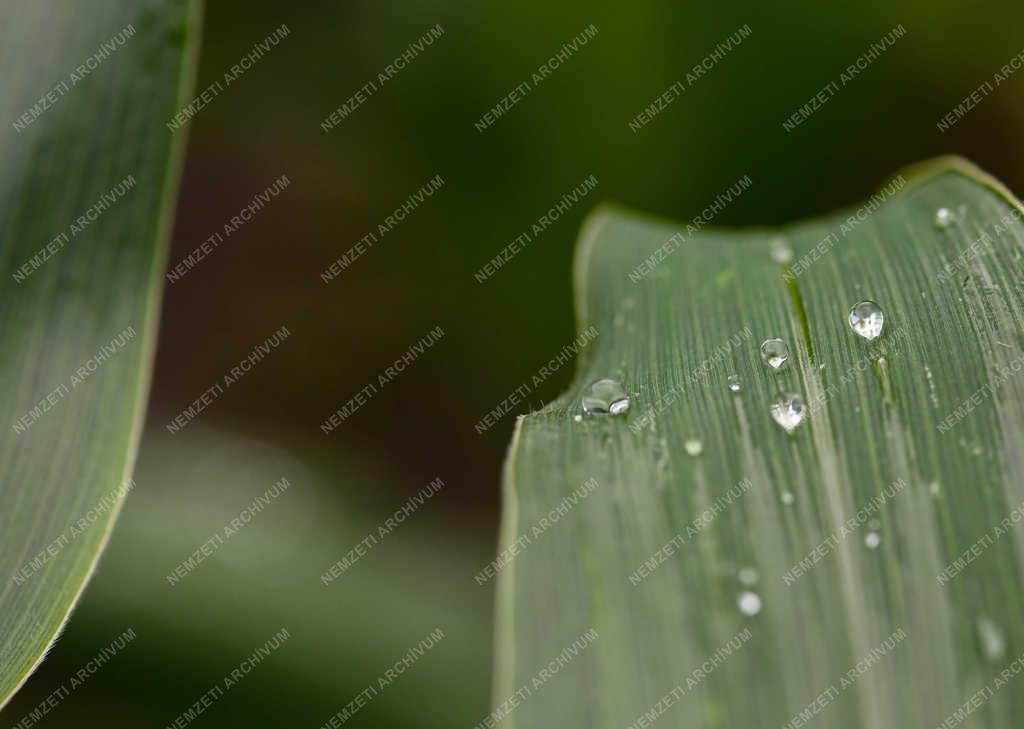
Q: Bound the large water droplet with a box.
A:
[865,531,881,549]
[848,301,884,341]
[781,490,795,505]
[728,375,741,392]
[737,591,762,616]
[684,438,703,456]
[770,393,806,433]
[934,208,955,228]
[738,567,759,586]
[760,339,789,370]
[977,616,1007,662]
[582,379,630,416]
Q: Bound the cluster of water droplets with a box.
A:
[563,212,993,619]
[578,233,899,466]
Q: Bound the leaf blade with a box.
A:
[496,158,1024,728]
[0,0,201,706]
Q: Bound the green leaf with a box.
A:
[495,157,1024,728]
[0,1,200,707]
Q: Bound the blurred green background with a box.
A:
[7,0,1024,726]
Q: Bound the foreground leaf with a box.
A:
[0,0,200,708]
[496,157,1024,728]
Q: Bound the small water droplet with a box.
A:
[770,237,794,264]
[737,591,762,616]
[865,531,881,549]
[781,491,795,505]
[582,379,630,416]
[849,301,884,341]
[573,414,583,422]
[868,518,881,531]
[684,438,703,456]
[760,338,789,370]
[924,364,939,408]
[929,481,941,497]
[738,567,759,586]
[977,616,1007,662]
[728,375,741,392]
[934,207,955,228]
[770,393,806,433]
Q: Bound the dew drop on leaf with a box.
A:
[737,591,762,616]
[582,379,630,416]
[976,616,1006,662]
[760,338,789,370]
[770,393,806,433]
[738,567,759,586]
[849,301,884,341]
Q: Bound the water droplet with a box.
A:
[865,531,881,549]
[573,414,583,422]
[929,481,941,497]
[848,301,884,341]
[977,616,1006,661]
[738,567,759,586]
[760,338,789,370]
[924,364,939,408]
[728,375,741,392]
[582,379,630,416]
[781,491,795,505]
[770,237,794,264]
[737,591,762,616]
[934,207,955,228]
[868,518,881,531]
[770,393,806,433]
[684,438,703,456]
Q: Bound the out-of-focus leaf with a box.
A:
[0,0,201,708]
